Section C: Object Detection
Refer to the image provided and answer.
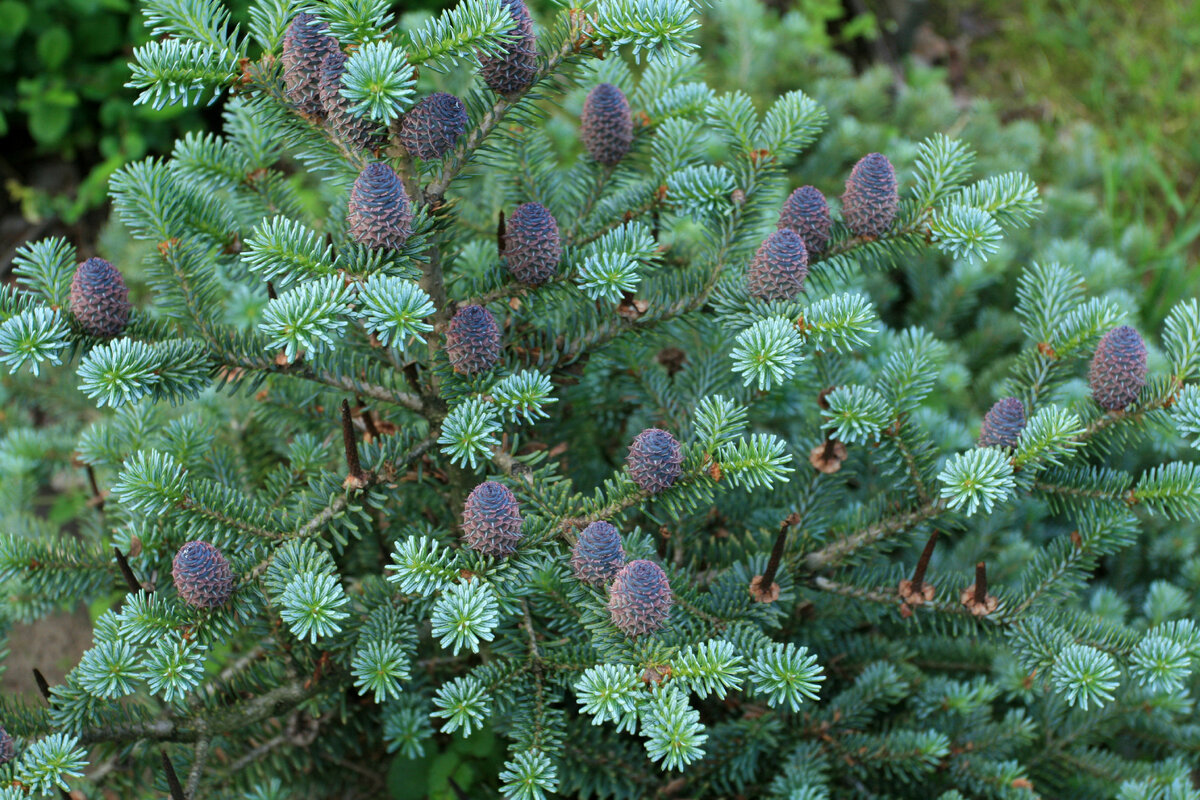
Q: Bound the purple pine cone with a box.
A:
[347,162,413,250]
[446,304,501,375]
[0,725,14,766]
[626,428,683,494]
[399,92,468,161]
[478,0,537,96]
[172,541,235,609]
[581,83,633,166]
[319,51,382,152]
[778,186,832,255]
[282,12,339,117]
[746,229,809,302]
[1089,325,1148,411]
[504,202,561,285]
[571,521,626,586]
[462,481,523,557]
[70,257,131,338]
[608,559,672,636]
[842,153,898,238]
[978,397,1026,449]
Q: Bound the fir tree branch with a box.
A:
[802,498,945,571]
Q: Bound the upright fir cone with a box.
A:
[0,724,14,766]
[172,541,235,609]
[346,162,413,250]
[1089,325,1148,411]
[462,481,523,557]
[626,428,683,494]
[504,202,561,284]
[282,12,339,118]
[608,559,672,636]
[978,397,1026,449]
[70,257,131,338]
[445,304,502,375]
[581,83,633,166]
[778,185,832,255]
[478,0,537,96]
[571,521,626,586]
[319,51,383,152]
[398,92,468,160]
[842,153,898,238]
[745,228,809,302]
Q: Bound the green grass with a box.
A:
[947,0,1200,315]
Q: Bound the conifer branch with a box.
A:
[803,498,945,571]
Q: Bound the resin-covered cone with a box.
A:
[70,257,131,338]
[978,397,1026,449]
[504,202,561,285]
[745,229,808,302]
[581,83,633,166]
[571,521,626,586]
[319,51,383,152]
[626,428,683,494]
[478,0,537,95]
[0,725,13,766]
[842,152,898,238]
[462,481,523,557]
[399,92,468,160]
[282,12,339,117]
[778,185,832,255]
[608,559,671,636]
[1089,325,1148,411]
[446,304,501,375]
[172,541,235,609]
[346,162,413,250]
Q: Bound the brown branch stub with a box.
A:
[961,561,998,616]
[113,546,148,595]
[751,513,800,603]
[497,209,507,255]
[898,529,939,607]
[809,437,848,474]
[340,399,371,490]
[161,750,186,800]
[32,668,52,702]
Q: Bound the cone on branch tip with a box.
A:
[282,12,338,118]
[626,428,683,493]
[778,185,832,255]
[1089,325,1148,411]
[504,202,561,285]
[462,481,523,558]
[842,152,898,238]
[608,559,672,636]
[70,257,131,338]
[478,0,537,96]
[571,521,626,586]
[346,162,413,250]
[398,92,468,161]
[978,397,1026,449]
[445,304,501,375]
[746,228,809,302]
[172,541,235,609]
[581,83,634,166]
